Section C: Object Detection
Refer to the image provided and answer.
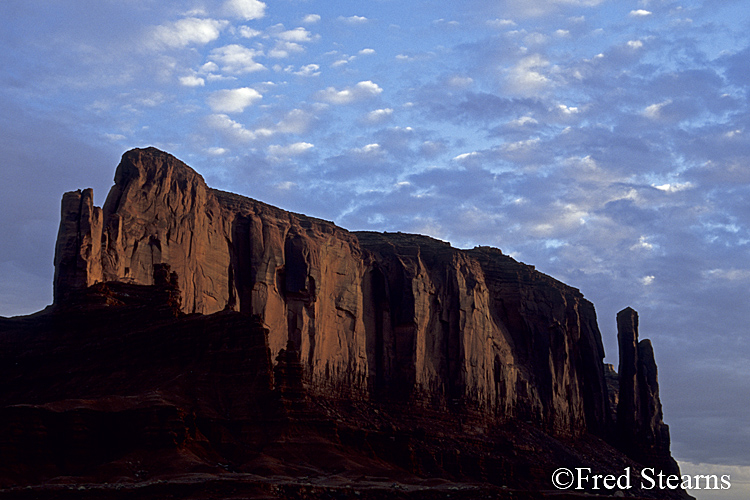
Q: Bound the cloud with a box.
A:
[630,9,652,17]
[314,81,383,104]
[302,14,321,24]
[292,64,321,76]
[206,114,272,142]
[207,87,262,113]
[362,108,394,124]
[274,26,317,43]
[627,39,644,49]
[507,54,552,95]
[276,108,315,134]
[208,44,266,73]
[179,75,205,87]
[268,142,314,158]
[359,48,376,55]
[643,99,673,119]
[151,18,228,48]
[223,0,266,20]
[339,15,369,24]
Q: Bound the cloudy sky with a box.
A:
[1,0,749,495]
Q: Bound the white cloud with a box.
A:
[453,151,480,161]
[269,41,305,58]
[206,147,228,156]
[275,26,317,43]
[364,108,394,124]
[209,44,266,73]
[703,268,750,281]
[151,18,228,48]
[359,48,376,55]
[292,64,320,77]
[276,109,314,134]
[354,143,381,154]
[508,116,538,127]
[339,15,368,24]
[447,76,474,88]
[314,81,383,104]
[179,75,205,87]
[631,236,655,251]
[206,114,267,142]
[487,19,516,28]
[268,142,314,158]
[302,14,321,24]
[640,275,656,286]
[238,26,262,38]
[653,182,693,192]
[507,54,551,95]
[630,9,652,17]
[224,0,266,20]
[627,39,644,49]
[207,87,262,113]
[643,99,672,119]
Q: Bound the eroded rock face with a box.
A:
[616,307,679,474]
[52,148,611,439]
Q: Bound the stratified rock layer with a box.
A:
[53,148,609,438]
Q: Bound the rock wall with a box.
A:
[54,148,610,437]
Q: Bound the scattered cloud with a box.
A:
[302,14,321,24]
[268,142,314,158]
[207,87,262,113]
[363,108,394,124]
[179,75,205,87]
[630,9,652,17]
[314,80,383,104]
[339,15,369,24]
[223,0,266,21]
[208,44,266,74]
[151,18,228,48]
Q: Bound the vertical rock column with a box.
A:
[53,188,103,302]
[616,307,680,475]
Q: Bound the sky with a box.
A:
[1,0,749,496]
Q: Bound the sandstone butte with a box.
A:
[0,147,691,499]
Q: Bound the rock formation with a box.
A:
[53,147,610,437]
[616,307,680,475]
[0,147,689,498]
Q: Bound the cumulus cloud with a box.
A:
[206,114,273,143]
[151,18,228,48]
[207,87,262,113]
[507,54,552,95]
[363,108,394,124]
[179,75,205,87]
[208,44,266,73]
[292,64,321,77]
[630,9,652,17]
[302,14,321,24]
[223,0,266,20]
[314,81,383,104]
[268,142,314,158]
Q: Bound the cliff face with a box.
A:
[53,148,611,438]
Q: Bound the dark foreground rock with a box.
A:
[0,148,690,498]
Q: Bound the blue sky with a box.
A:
[2,0,750,496]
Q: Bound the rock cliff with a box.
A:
[8,146,688,498]
[53,147,610,437]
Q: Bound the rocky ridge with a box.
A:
[0,148,688,498]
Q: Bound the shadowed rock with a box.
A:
[1,147,691,498]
